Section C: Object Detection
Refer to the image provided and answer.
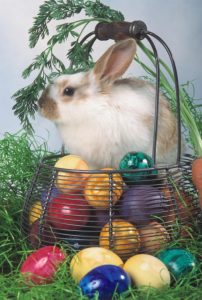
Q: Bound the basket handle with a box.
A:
[95,21,147,41]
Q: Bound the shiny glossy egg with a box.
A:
[119,152,157,184]
[84,168,123,209]
[20,246,66,285]
[46,193,90,231]
[120,185,167,225]
[55,155,89,193]
[70,247,123,282]
[79,264,131,300]
[99,219,140,259]
[29,201,42,225]
[123,254,170,288]
[157,248,197,280]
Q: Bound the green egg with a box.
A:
[119,151,157,183]
[157,248,197,280]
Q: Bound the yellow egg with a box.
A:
[54,155,89,193]
[139,221,170,253]
[123,254,170,288]
[99,219,140,260]
[84,168,123,208]
[70,247,123,282]
[29,201,42,225]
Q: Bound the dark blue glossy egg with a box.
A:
[79,264,131,300]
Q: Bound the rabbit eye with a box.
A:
[63,87,75,96]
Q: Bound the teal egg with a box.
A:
[157,248,197,280]
[119,152,157,183]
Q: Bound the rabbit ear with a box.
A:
[94,38,137,84]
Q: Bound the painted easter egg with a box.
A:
[29,201,42,225]
[84,168,123,209]
[119,152,157,184]
[119,185,167,225]
[55,155,89,193]
[79,264,131,300]
[139,221,170,253]
[123,254,170,288]
[46,193,90,231]
[99,219,140,259]
[157,248,197,280]
[70,247,123,282]
[20,246,66,285]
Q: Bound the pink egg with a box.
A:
[20,246,66,285]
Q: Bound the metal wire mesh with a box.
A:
[21,20,201,260]
[21,153,200,260]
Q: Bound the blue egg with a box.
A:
[79,264,131,300]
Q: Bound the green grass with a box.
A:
[0,132,201,300]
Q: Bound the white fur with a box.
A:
[40,39,180,169]
[53,73,178,168]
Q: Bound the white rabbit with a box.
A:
[38,38,181,169]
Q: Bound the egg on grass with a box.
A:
[123,254,171,288]
[70,247,123,282]
[20,246,66,285]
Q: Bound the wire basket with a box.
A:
[21,20,201,260]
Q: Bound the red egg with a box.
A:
[47,193,90,230]
[20,246,66,285]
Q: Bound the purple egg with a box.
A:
[119,185,167,225]
[41,186,59,207]
[91,209,120,228]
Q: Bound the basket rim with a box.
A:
[38,153,195,174]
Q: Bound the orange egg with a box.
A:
[84,168,123,208]
[139,221,170,253]
[55,155,89,193]
[99,219,140,259]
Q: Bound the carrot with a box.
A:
[192,157,202,209]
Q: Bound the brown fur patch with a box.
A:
[38,87,59,120]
